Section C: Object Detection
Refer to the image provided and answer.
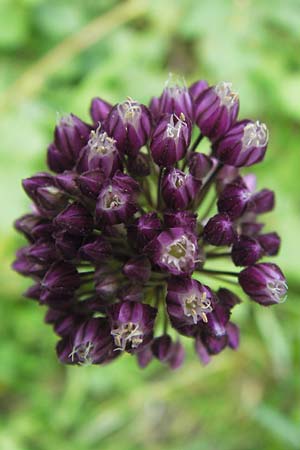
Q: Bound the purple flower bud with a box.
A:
[215,164,239,194]
[12,248,48,278]
[203,213,236,246]
[45,308,88,337]
[159,75,194,120]
[167,277,213,328]
[26,240,58,264]
[95,266,120,301]
[55,203,94,236]
[123,256,151,283]
[163,211,197,233]
[127,152,151,177]
[213,119,269,167]
[217,177,251,219]
[201,333,228,355]
[118,284,144,303]
[240,221,264,237]
[161,168,201,210]
[204,301,231,338]
[90,97,112,124]
[108,301,157,352]
[239,263,288,306]
[76,126,121,177]
[168,340,185,369]
[195,335,211,365]
[226,322,240,350]
[58,318,113,365]
[79,236,111,264]
[14,214,49,241]
[231,235,263,266]
[24,283,42,301]
[96,179,138,226]
[128,212,162,249]
[258,232,280,256]
[146,227,198,276]
[47,143,74,173]
[195,81,239,140]
[55,171,79,195]
[54,230,83,260]
[22,173,68,215]
[150,113,191,167]
[151,335,173,362]
[77,169,106,199]
[188,152,214,180]
[136,345,153,368]
[216,288,241,309]
[53,114,91,166]
[104,98,152,157]
[41,261,80,296]
[189,79,209,100]
[249,189,275,214]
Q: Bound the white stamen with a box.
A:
[69,341,94,366]
[161,235,196,271]
[215,81,238,109]
[267,280,288,303]
[118,97,141,125]
[56,112,74,127]
[241,121,269,151]
[164,72,187,96]
[88,123,116,157]
[111,322,144,351]
[183,291,213,324]
[171,171,186,189]
[166,113,187,140]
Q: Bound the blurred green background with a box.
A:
[0,0,300,449]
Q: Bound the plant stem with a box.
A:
[198,268,239,277]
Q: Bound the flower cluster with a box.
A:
[13,75,287,369]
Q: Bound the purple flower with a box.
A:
[161,168,201,210]
[194,81,239,140]
[146,227,198,276]
[213,119,269,167]
[108,301,157,352]
[203,213,236,246]
[14,75,287,370]
[150,113,191,167]
[104,98,152,157]
[239,263,287,306]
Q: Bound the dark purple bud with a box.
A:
[188,152,214,180]
[163,211,197,233]
[213,119,269,167]
[149,96,161,122]
[95,266,120,301]
[150,113,191,167]
[108,301,157,352]
[161,168,201,210]
[24,283,42,301]
[96,181,138,226]
[90,97,112,124]
[55,203,94,236]
[240,221,264,237]
[249,189,275,214]
[79,236,111,264]
[112,171,140,197]
[217,177,251,219]
[216,288,241,309]
[151,335,173,362]
[14,214,48,241]
[127,152,151,177]
[189,79,209,100]
[59,318,113,365]
[118,284,144,303]
[41,261,80,296]
[203,213,236,246]
[136,346,153,368]
[195,81,239,140]
[104,99,152,157]
[54,114,91,165]
[77,169,106,199]
[239,263,288,306]
[159,75,194,120]
[54,230,83,260]
[128,212,162,249]
[202,333,228,355]
[12,248,48,278]
[47,143,74,173]
[215,164,239,194]
[231,235,263,266]
[258,232,281,256]
[55,171,79,195]
[226,322,240,350]
[123,256,151,283]
[146,227,198,276]
[45,308,88,337]
[195,335,211,365]
[204,301,230,338]
[26,240,58,264]
[76,126,121,177]
[168,340,185,369]
[167,277,214,328]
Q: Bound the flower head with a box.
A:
[13,75,287,369]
